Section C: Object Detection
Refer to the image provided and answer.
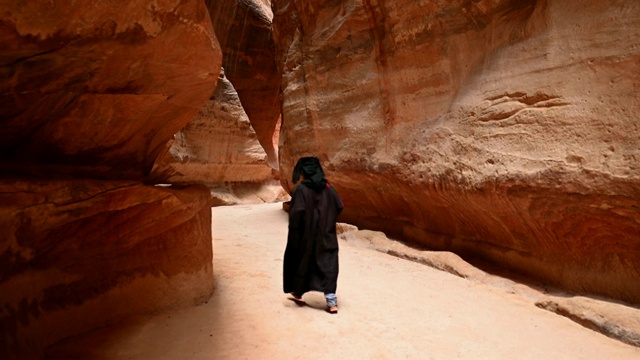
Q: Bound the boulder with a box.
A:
[273,0,640,303]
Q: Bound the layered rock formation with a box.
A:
[150,69,288,205]
[0,180,213,357]
[206,0,281,168]
[151,70,273,185]
[0,0,220,179]
[274,0,640,303]
[0,1,220,357]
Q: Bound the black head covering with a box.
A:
[292,157,327,192]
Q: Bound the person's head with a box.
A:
[292,157,325,186]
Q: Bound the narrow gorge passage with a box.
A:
[47,203,640,359]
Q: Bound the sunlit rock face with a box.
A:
[151,70,273,185]
[0,0,221,179]
[206,0,281,168]
[274,0,640,303]
[0,1,220,357]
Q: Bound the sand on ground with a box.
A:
[47,202,640,359]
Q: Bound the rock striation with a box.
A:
[151,70,273,185]
[150,69,288,206]
[206,0,282,168]
[0,180,213,357]
[0,1,220,357]
[273,0,640,303]
[0,0,221,180]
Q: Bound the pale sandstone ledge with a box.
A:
[209,180,291,206]
[0,179,214,359]
[149,69,286,205]
[206,0,282,168]
[150,70,274,186]
[274,0,640,303]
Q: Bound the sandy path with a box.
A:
[48,202,640,359]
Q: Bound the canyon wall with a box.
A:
[150,69,288,205]
[206,0,282,168]
[274,0,640,303]
[151,70,273,185]
[0,0,220,180]
[0,180,213,357]
[0,0,220,357]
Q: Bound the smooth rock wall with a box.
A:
[206,0,282,168]
[273,0,640,303]
[151,70,273,185]
[0,0,221,179]
[0,180,213,358]
[0,1,221,358]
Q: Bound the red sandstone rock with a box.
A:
[0,179,213,358]
[0,2,221,358]
[0,0,221,179]
[150,70,274,185]
[206,0,281,168]
[273,0,640,303]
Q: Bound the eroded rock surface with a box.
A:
[206,0,281,168]
[0,0,221,179]
[0,1,221,358]
[151,70,273,185]
[0,179,213,357]
[273,0,640,303]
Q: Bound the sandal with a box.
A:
[327,306,338,314]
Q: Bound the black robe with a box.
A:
[283,182,344,296]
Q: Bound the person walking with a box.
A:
[283,157,344,314]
